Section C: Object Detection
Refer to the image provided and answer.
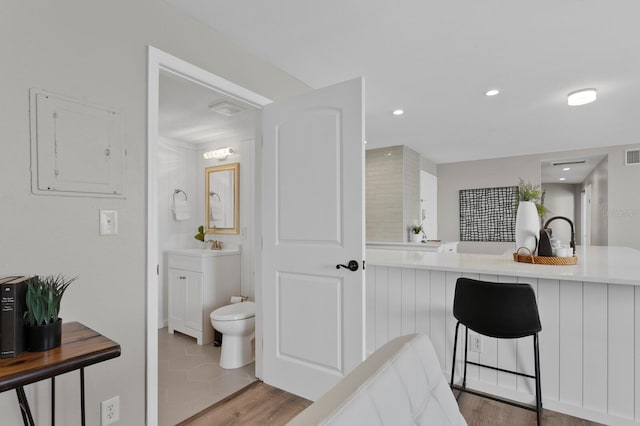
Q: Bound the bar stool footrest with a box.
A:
[451,384,541,413]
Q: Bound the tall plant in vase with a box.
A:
[515,179,547,253]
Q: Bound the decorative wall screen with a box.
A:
[459,186,517,242]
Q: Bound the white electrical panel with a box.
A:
[29,89,125,198]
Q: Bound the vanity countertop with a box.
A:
[366,241,456,247]
[167,248,240,257]
[366,245,640,286]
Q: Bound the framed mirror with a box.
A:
[205,162,239,234]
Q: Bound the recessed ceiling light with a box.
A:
[486,89,500,96]
[392,109,404,116]
[559,177,567,181]
[567,88,597,106]
[562,167,570,171]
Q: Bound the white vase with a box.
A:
[410,233,422,243]
[515,201,540,253]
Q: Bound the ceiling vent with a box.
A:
[625,149,640,166]
[551,160,586,167]
[208,101,245,116]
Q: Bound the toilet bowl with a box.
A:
[210,301,255,369]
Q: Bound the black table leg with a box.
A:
[16,386,35,426]
[51,376,55,426]
[80,367,85,426]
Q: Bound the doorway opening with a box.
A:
[147,46,270,425]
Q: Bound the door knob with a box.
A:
[336,260,359,271]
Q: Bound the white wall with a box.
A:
[438,144,640,253]
[157,137,200,327]
[437,154,539,254]
[582,156,609,246]
[0,1,308,424]
[420,171,438,240]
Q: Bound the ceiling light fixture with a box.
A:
[485,89,500,96]
[563,167,571,171]
[203,147,233,160]
[392,109,404,116]
[567,88,597,106]
[559,177,567,181]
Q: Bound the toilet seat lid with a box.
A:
[211,301,255,321]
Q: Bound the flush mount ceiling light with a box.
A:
[563,167,571,171]
[392,109,404,116]
[567,88,597,106]
[559,177,567,181]
[203,147,233,160]
[485,89,500,96]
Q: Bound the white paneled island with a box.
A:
[366,246,640,426]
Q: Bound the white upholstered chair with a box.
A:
[287,333,467,426]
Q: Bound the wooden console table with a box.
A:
[0,322,121,426]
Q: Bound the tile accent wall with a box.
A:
[366,145,421,242]
[403,146,421,239]
[366,146,404,241]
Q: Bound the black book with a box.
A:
[0,276,29,358]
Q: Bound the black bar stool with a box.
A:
[450,277,543,425]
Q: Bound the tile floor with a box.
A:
[158,328,256,426]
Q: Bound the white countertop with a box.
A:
[366,241,456,247]
[366,246,640,286]
[167,248,240,257]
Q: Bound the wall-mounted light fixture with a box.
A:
[567,88,597,106]
[203,147,233,160]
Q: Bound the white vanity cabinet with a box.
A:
[167,249,241,345]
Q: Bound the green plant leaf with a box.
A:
[23,274,77,325]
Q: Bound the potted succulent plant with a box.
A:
[410,223,425,243]
[23,274,77,352]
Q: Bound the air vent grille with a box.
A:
[625,149,640,166]
[208,101,245,116]
[552,160,586,166]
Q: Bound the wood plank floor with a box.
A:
[180,381,603,426]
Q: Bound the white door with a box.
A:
[262,78,365,400]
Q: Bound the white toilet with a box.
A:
[210,301,256,369]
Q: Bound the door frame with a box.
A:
[146,46,270,425]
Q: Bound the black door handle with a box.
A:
[336,260,359,271]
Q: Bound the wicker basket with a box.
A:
[513,247,578,265]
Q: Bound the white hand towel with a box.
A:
[173,199,190,221]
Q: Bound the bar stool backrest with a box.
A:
[453,278,541,339]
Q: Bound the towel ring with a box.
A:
[173,189,187,201]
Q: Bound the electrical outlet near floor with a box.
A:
[101,396,120,425]
[469,333,482,353]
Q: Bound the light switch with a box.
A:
[100,210,118,235]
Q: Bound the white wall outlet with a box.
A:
[469,333,482,353]
[101,395,120,425]
[100,210,118,235]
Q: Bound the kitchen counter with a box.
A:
[366,241,458,253]
[365,245,640,425]
[367,245,640,286]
